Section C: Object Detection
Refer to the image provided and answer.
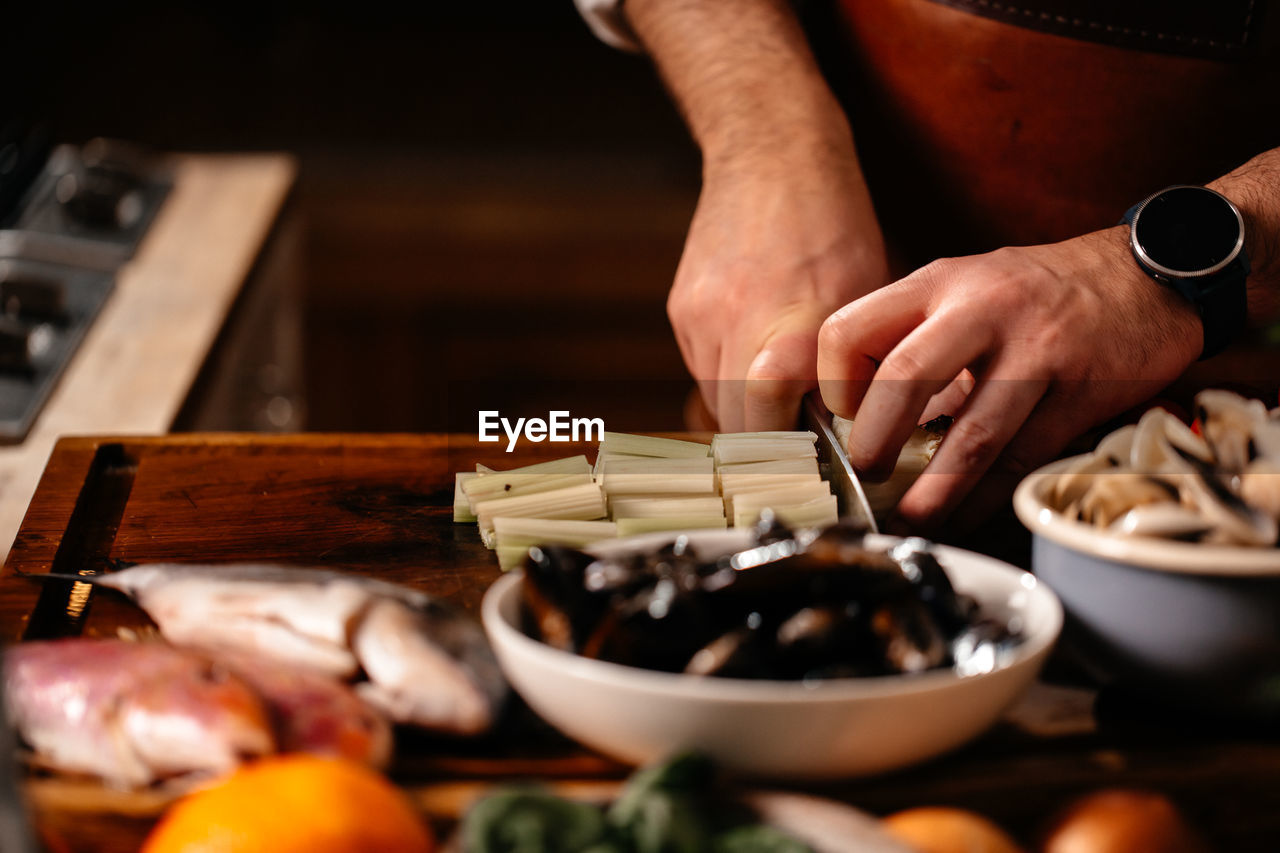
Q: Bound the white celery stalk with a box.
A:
[474,483,607,532]
[734,495,838,529]
[598,432,711,458]
[718,472,821,499]
[493,518,618,549]
[615,515,727,537]
[608,496,727,518]
[727,480,833,517]
[454,472,479,522]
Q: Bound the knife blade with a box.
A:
[801,393,878,533]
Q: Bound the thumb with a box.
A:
[743,316,823,431]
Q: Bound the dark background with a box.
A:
[3,2,704,432]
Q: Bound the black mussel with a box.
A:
[521,546,602,652]
[951,618,1019,676]
[869,595,950,674]
[520,519,1020,682]
[887,538,970,633]
[684,619,769,678]
[580,577,718,672]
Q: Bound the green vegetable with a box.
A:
[461,754,814,853]
[462,788,610,853]
[713,825,815,853]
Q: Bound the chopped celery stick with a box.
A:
[615,515,726,537]
[598,432,711,458]
[734,495,838,529]
[464,456,591,496]
[466,473,594,513]
[608,496,727,518]
[715,457,819,477]
[727,481,832,517]
[712,430,818,443]
[593,450,647,477]
[496,545,533,571]
[718,472,821,499]
[598,456,715,479]
[480,525,498,549]
[604,472,718,496]
[454,472,479,522]
[474,483,607,531]
[476,463,496,474]
[493,518,618,549]
[712,437,817,465]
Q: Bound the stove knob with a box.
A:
[0,316,47,375]
[55,164,143,231]
[0,268,67,324]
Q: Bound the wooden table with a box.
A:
[0,154,297,565]
[2,433,1279,851]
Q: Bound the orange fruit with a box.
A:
[883,806,1024,853]
[142,755,434,853]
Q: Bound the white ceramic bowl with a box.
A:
[1014,456,1280,709]
[481,530,1061,780]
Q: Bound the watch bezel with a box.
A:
[1129,185,1245,280]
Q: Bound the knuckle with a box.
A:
[877,346,929,384]
[946,417,1007,468]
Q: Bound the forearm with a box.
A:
[625,0,854,172]
[1209,148,1280,324]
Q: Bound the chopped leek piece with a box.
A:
[496,545,533,571]
[614,515,727,537]
[464,456,591,497]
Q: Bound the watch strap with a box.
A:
[1195,261,1249,360]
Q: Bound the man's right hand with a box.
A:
[670,136,887,431]
[627,0,888,431]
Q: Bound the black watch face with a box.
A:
[1133,186,1242,276]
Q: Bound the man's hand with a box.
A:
[670,140,887,432]
[818,226,1204,530]
[627,0,887,430]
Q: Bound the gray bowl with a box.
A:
[1013,457,1280,711]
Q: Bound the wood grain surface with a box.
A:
[3,434,1279,851]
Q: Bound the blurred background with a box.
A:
[3,1,704,433]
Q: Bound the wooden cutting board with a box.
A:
[3,433,1280,851]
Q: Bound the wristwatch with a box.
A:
[1121,185,1249,360]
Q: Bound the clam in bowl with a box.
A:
[1013,393,1280,711]
[1015,458,1280,710]
[481,529,1061,780]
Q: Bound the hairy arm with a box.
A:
[627,0,888,431]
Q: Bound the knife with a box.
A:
[801,392,878,533]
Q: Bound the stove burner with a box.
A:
[0,138,171,443]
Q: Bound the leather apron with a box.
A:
[831,0,1280,272]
